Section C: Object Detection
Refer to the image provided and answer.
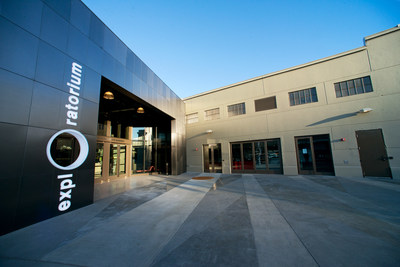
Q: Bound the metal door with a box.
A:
[356,129,392,178]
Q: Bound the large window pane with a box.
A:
[313,135,334,173]
[363,76,373,92]
[267,140,281,170]
[95,143,103,179]
[119,145,126,174]
[213,144,222,173]
[109,144,118,176]
[132,127,144,172]
[297,138,313,171]
[254,142,266,170]
[340,82,348,96]
[232,144,242,170]
[289,87,318,106]
[243,143,254,170]
[347,80,356,95]
[355,78,363,94]
[311,88,318,102]
[228,102,246,117]
[335,83,342,97]
[335,76,373,97]
[289,93,295,106]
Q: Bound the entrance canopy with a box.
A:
[99,77,173,128]
[95,77,173,182]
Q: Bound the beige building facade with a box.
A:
[184,26,400,179]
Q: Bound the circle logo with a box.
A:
[46,129,89,170]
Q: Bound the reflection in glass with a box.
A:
[97,123,106,136]
[243,143,254,170]
[232,144,242,170]
[267,140,281,170]
[203,145,211,172]
[109,144,118,176]
[50,133,80,167]
[213,144,222,173]
[231,139,282,173]
[131,127,152,173]
[255,142,266,170]
[119,145,126,174]
[95,143,103,178]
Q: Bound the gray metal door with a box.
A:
[356,129,392,178]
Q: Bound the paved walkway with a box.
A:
[0,173,399,266]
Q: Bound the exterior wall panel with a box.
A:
[0,0,185,235]
[185,26,400,179]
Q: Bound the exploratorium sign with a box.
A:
[46,62,89,212]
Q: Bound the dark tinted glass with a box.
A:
[355,79,363,94]
[340,82,348,96]
[347,80,356,95]
[50,133,80,167]
[267,140,281,170]
[313,135,334,173]
[334,83,342,97]
[335,76,373,97]
[311,88,318,102]
[243,143,254,170]
[363,76,373,92]
[232,144,242,170]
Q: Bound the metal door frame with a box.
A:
[295,135,335,175]
[203,143,221,173]
[356,129,392,178]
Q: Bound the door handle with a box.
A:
[381,156,394,161]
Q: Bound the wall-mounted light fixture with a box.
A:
[137,107,145,113]
[103,91,114,100]
[358,107,373,113]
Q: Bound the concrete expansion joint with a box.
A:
[244,174,319,266]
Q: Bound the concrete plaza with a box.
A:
[0,173,399,266]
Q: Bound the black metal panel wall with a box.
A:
[0,0,100,235]
[0,0,186,235]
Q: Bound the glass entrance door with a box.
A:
[95,143,104,179]
[295,134,334,175]
[231,139,283,174]
[109,144,127,177]
[203,144,222,173]
[296,137,314,174]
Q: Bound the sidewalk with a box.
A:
[0,173,399,266]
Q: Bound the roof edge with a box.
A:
[183,46,367,101]
[364,24,400,43]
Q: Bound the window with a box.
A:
[231,139,283,174]
[186,113,198,124]
[204,108,220,120]
[289,87,318,106]
[255,96,277,111]
[335,76,373,98]
[228,102,246,117]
